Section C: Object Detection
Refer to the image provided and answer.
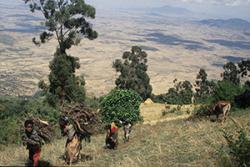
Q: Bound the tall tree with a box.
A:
[195,69,216,102]
[238,60,250,87]
[113,46,152,100]
[24,0,98,103]
[222,62,240,85]
[175,80,193,104]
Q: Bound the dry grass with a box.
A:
[1,108,250,167]
[140,102,198,125]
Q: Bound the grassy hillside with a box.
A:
[0,106,249,167]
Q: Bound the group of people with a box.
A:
[105,120,132,149]
[22,118,132,166]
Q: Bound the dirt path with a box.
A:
[91,114,191,157]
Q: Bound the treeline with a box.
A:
[152,60,250,105]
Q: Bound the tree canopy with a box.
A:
[24,0,98,104]
[195,69,216,103]
[24,0,97,53]
[113,46,152,100]
[222,62,240,85]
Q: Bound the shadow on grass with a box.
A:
[25,160,52,167]
[57,153,93,165]
[79,154,93,162]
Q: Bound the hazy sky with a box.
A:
[85,0,250,8]
[85,0,250,20]
[2,0,250,20]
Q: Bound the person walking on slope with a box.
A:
[22,119,43,167]
[123,121,132,143]
[59,116,82,165]
[105,121,119,149]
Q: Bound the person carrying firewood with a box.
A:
[22,119,43,167]
[59,116,84,165]
[59,104,97,164]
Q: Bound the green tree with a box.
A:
[213,80,243,102]
[195,69,216,103]
[222,62,240,85]
[152,80,193,105]
[99,89,142,125]
[238,60,250,87]
[113,46,152,100]
[238,60,250,78]
[24,0,98,103]
[174,80,194,104]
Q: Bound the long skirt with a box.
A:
[65,134,81,164]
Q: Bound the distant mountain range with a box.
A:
[150,5,193,15]
[198,18,250,30]
[146,5,194,18]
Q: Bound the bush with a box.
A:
[24,98,60,123]
[0,95,60,145]
[0,96,25,119]
[99,89,142,125]
[84,96,100,109]
[213,80,245,103]
[0,118,21,145]
[223,129,250,167]
[152,80,193,105]
[192,105,209,117]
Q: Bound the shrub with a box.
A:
[0,118,21,145]
[0,96,25,119]
[99,89,142,125]
[192,105,210,118]
[213,80,244,103]
[84,96,100,109]
[223,129,250,167]
[0,95,60,145]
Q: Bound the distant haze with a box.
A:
[1,0,249,20]
[85,0,250,21]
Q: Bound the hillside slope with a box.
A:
[1,108,249,167]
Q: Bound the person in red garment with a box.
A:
[105,121,119,149]
[22,120,43,167]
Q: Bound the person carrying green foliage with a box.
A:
[22,119,43,167]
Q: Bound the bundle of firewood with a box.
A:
[21,118,53,143]
[62,103,102,135]
[32,118,53,143]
